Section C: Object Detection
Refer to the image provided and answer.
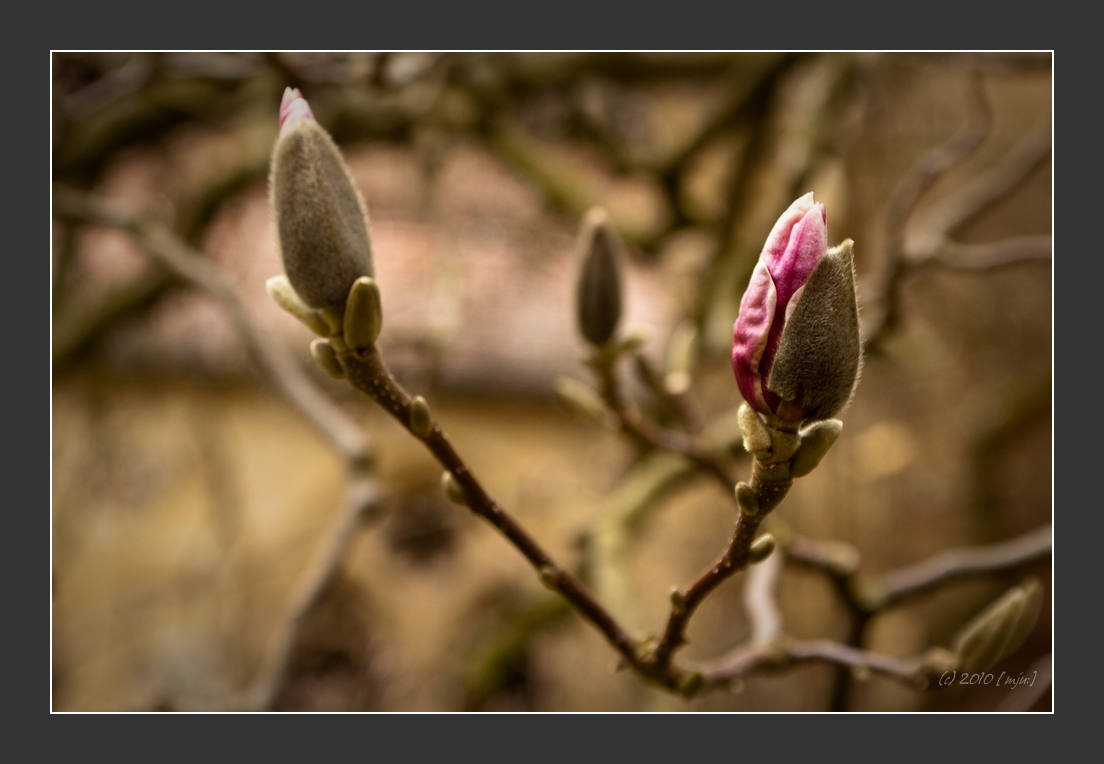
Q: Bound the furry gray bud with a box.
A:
[270,93,374,313]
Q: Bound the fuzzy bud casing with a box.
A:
[270,87,374,313]
[575,208,623,346]
[732,193,861,424]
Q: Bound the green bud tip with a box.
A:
[309,338,345,379]
[409,395,433,438]
[790,418,843,477]
[735,482,760,516]
[669,586,686,610]
[344,276,383,350]
[749,533,776,563]
[441,471,468,506]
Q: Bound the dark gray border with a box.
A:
[30,6,1076,760]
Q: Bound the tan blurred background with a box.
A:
[51,52,1051,712]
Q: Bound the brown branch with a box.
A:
[652,452,795,669]
[336,344,697,693]
[698,639,951,691]
[863,525,1052,612]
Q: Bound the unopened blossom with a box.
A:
[270,87,374,313]
[731,193,861,423]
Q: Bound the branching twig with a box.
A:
[590,350,738,491]
[863,71,1051,352]
[336,343,697,692]
[699,638,952,691]
[862,525,1052,612]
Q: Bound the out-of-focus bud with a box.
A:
[441,471,468,506]
[575,208,623,346]
[732,193,861,424]
[953,579,1043,673]
[270,87,375,314]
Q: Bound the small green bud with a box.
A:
[953,580,1043,673]
[738,402,772,456]
[270,88,374,314]
[790,419,843,477]
[734,482,759,515]
[309,338,344,379]
[749,533,776,563]
[669,586,686,611]
[344,276,383,350]
[441,471,468,506]
[575,207,623,346]
[538,565,559,589]
[555,376,611,427]
[676,672,704,698]
[409,395,433,438]
[265,275,331,336]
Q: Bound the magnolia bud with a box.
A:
[732,193,861,424]
[575,208,623,346]
[953,579,1043,673]
[270,87,374,314]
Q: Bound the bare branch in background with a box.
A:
[862,69,1051,352]
[52,187,383,711]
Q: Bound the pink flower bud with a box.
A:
[731,193,861,423]
[279,87,315,137]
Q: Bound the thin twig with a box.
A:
[591,350,737,490]
[652,450,795,669]
[336,344,697,692]
[698,638,949,691]
[864,525,1052,611]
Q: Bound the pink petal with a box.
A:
[278,86,315,138]
[732,260,777,412]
